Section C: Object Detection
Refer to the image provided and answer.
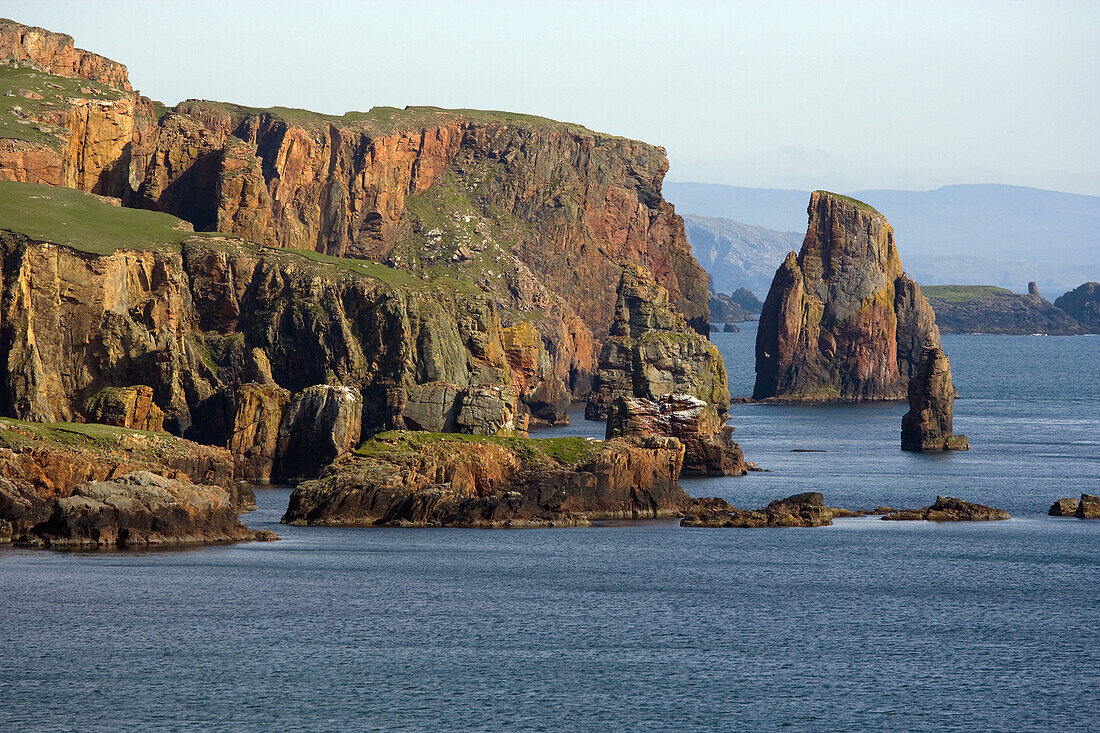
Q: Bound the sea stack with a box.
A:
[587,265,745,476]
[754,191,940,401]
[901,342,969,451]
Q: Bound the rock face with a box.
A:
[1076,494,1100,519]
[881,496,1010,521]
[24,471,260,549]
[275,385,363,482]
[228,383,290,482]
[925,285,1087,335]
[588,265,745,476]
[0,19,132,90]
[754,192,941,401]
[1048,497,1080,516]
[83,385,165,432]
[681,492,862,528]
[1054,282,1100,332]
[282,431,690,527]
[901,344,969,451]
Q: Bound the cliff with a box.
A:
[1054,282,1100,332]
[753,191,940,401]
[0,18,131,90]
[282,431,691,527]
[0,182,572,448]
[924,284,1087,335]
[0,19,710,349]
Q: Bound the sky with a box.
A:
[6,0,1099,195]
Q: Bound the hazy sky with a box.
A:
[7,0,1099,195]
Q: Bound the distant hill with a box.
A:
[682,214,801,297]
[667,182,1100,296]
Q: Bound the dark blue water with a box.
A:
[2,326,1098,732]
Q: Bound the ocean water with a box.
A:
[2,325,1098,732]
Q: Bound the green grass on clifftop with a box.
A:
[357,430,601,466]
[814,191,881,215]
[922,285,1015,302]
[0,65,126,148]
[0,181,200,252]
[0,416,165,450]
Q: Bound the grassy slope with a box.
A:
[814,190,881,215]
[0,416,164,449]
[357,430,601,466]
[0,65,126,147]
[922,285,1015,302]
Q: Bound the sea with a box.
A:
[2,323,1098,732]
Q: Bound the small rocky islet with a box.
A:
[0,19,1033,549]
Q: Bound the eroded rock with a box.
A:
[881,496,1009,521]
[901,343,969,451]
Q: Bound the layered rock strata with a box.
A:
[282,431,690,527]
[901,344,969,451]
[754,192,940,401]
[587,265,745,475]
[275,385,363,481]
[0,417,266,547]
[881,496,1009,521]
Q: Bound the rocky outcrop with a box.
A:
[881,496,1010,521]
[282,431,690,527]
[754,192,941,401]
[1048,497,1080,516]
[0,416,259,546]
[0,19,131,90]
[21,471,267,549]
[275,385,363,481]
[681,492,862,528]
[709,292,753,323]
[587,265,744,475]
[722,323,740,333]
[924,284,1087,335]
[1054,282,1100,332]
[901,344,969,451]
[1076,494,1100,519]
[83,385,165,432]
[227,383,290,482]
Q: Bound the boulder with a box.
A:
[455,385,527,437]
[587,265,745,475]
[1075,494,1100,519]
[228,383,291,482]
[23,471,269,549]
[82,385,165,432]
[901,343,969,451]
[881,496,1010,521]
[1048,497,1080,516]
[754,191,940,401]
[275,385,363,481]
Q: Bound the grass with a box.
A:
[356,430,601,466]
[286,248,425,287]
[0,416,164,450]
[0,181,203,253]
[814,191,880,215]
[179,99,611,139]
[922,285,1015,302]
[0,64,126,148]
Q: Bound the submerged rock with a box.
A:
[282,431,690,528]
[681,491,861,528]
[1076,494,1100,519]
[1048,497,1080,516]
[881,496,1009,521]
[901,343,969,451]
[754,192,940,401]
[587,265,745,475]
